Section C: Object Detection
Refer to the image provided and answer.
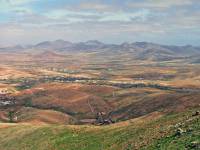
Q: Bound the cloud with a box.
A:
[0,0,34,19]
[0,0,36,6]
[127,0,196,10]
[0,0,200,46]
[43,8,150,24]
[78,2,113,11]
[99,10,150,22]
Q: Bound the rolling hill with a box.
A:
[0,40,200,149]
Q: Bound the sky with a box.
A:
[0,0,200,46]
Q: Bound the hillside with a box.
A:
[0,108,199,150]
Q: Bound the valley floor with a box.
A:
[0,52,200,150]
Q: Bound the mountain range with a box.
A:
[1,40,200,62]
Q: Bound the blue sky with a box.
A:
[0,0,200,46]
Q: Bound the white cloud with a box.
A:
[0,0,33,14]
[0,0,199,45]
[78,2,116,12]
[127,0,196,9]
[43,8,150,23]
[0,0,36,6]
[99,10,150,22]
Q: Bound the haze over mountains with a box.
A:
[1,40,200,62]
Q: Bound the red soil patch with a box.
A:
[16,83,115,118]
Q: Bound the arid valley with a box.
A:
[1,0,200,149]
[0,41,199,149]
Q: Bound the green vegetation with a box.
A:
[8,111,15,123]
[24,99,33,107]
[148,114,200,150]
[0,108,199,150]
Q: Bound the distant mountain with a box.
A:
[35,40,73,50]
[1,40,200,62]
[31,40,106,52]
[0,45,24,52]
[114,42,200,61]
[84,40,104,46]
